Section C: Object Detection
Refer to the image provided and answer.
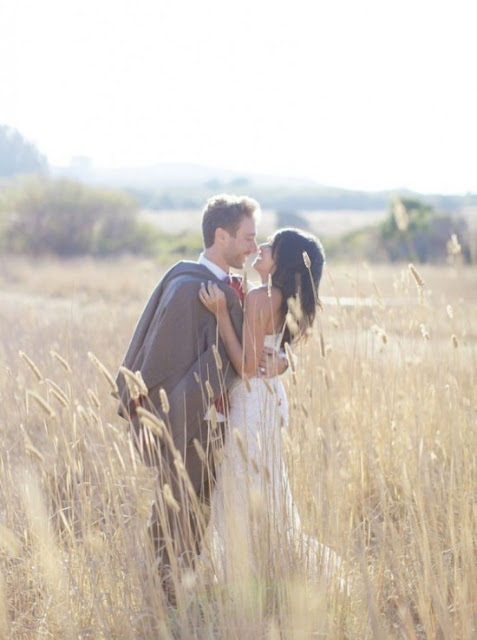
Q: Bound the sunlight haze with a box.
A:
[2,0,476,193]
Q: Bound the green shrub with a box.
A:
[0,176,161,257]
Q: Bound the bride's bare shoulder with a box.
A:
[245,285,282,307]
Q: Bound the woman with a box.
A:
[200,227,323,379]
[199,228,341,585]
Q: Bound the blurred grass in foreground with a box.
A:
[0,257,475,639]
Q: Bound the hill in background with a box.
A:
[51,159,477,215]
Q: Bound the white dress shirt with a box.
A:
[198,253,229,281]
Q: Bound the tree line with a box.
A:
[0,124,473,262]
[126,183,477,215]
[323,196,472,264]
[0,175,161,256]
[0,175,471,263]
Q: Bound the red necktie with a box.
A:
[224,273,244,303]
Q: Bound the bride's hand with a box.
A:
[199,281,227,316]
[258,347,290,377]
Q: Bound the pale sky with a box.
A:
[1,0,476,193]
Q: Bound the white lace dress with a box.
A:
[203,334,342,584]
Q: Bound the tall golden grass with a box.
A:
[0,256,475,639]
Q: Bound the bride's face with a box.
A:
[252,241,276,276]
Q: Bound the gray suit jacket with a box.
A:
[116,261,243,461]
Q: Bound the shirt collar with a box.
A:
[198,253,229,281]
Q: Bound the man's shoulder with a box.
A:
[166,260,213,281]
[160,261,215,302]
[145,261,205,302]
[162,260,215,288]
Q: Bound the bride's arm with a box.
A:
[199,282,271,377]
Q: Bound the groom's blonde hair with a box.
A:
[202,194,260,248]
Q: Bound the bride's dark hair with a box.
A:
[270,228,325,345]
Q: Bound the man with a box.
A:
[116,194,276,576]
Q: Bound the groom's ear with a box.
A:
[215,227,228,245]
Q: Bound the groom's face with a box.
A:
[222,215,258,269]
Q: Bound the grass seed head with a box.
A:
[409,263,425,289]
[119,366,147,400]
[26,390,56,419]
[159,388,170,414]
[420,324,430,341]
[181,569,197,591]
[50,350,72,372]
[136,407,165,437]
[76,404,91,426]
[233,428,248,463]
[163,484,180,512]
[46,379,69,407]
[192,438,206,462]
[287,295,303,321]
[212,344,222,370]
[88,352,118,393]
[285,311,299,338]
[22,428,45,463]
[87,388,101,409]
[392,195,409,231]
[19,351,43,382]
[447,233,462,255]
[49,387,69,408]
[319,333,326,358]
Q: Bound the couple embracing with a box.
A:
[116,194,330,588]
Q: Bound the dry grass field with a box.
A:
[0,255,476,639]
